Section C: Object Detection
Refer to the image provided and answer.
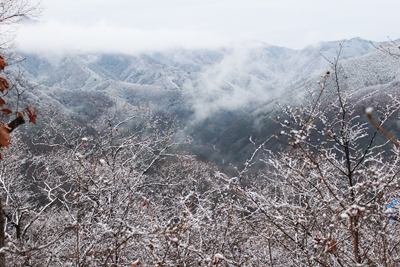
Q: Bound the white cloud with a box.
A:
[13,0,400,55]
[16,21,234,55]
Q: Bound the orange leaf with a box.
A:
[0,56,8,72]
[26,106,37,124]
[28,114,37,124]
[1,109,11,115]
[132,261,142,266]
[17,112,23,117]
[0,78,9,93]
[0,98,5,107]
[0,126,10,149]
[26,106,34,113]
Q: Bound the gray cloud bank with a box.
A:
[16,21,233,55]
[16,0,400,56]
[17,35,377,128]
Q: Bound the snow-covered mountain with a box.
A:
[18,37,378,122]
[215,45,400,164]
[14,37,400,164]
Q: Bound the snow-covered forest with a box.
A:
[0,1,400,266]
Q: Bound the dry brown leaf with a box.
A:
[327,240,338,254]
[0,98,5,107]
[26,106,37,124]
[0,56,8,71]
[28,114,37,124]
[26,106,34,113]
[0,126,10,148]
[1,109,11,115]
[0,78,9,93]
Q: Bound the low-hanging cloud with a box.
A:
[181,42,296,124]
[16,21,233,56]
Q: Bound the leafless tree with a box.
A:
[0,0,43,56]
[232,44,400,266]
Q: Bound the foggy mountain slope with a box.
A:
[339,49,400,88]
[18,38,376,120]
[215,48,400,166]
[15,37,395,166]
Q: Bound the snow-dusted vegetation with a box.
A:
[0,45,398,266]
[0,1,400,266]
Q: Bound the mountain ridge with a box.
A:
[13,37,399,166]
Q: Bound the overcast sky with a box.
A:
[15,0,400,54]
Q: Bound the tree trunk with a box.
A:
[0,197,5,267]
